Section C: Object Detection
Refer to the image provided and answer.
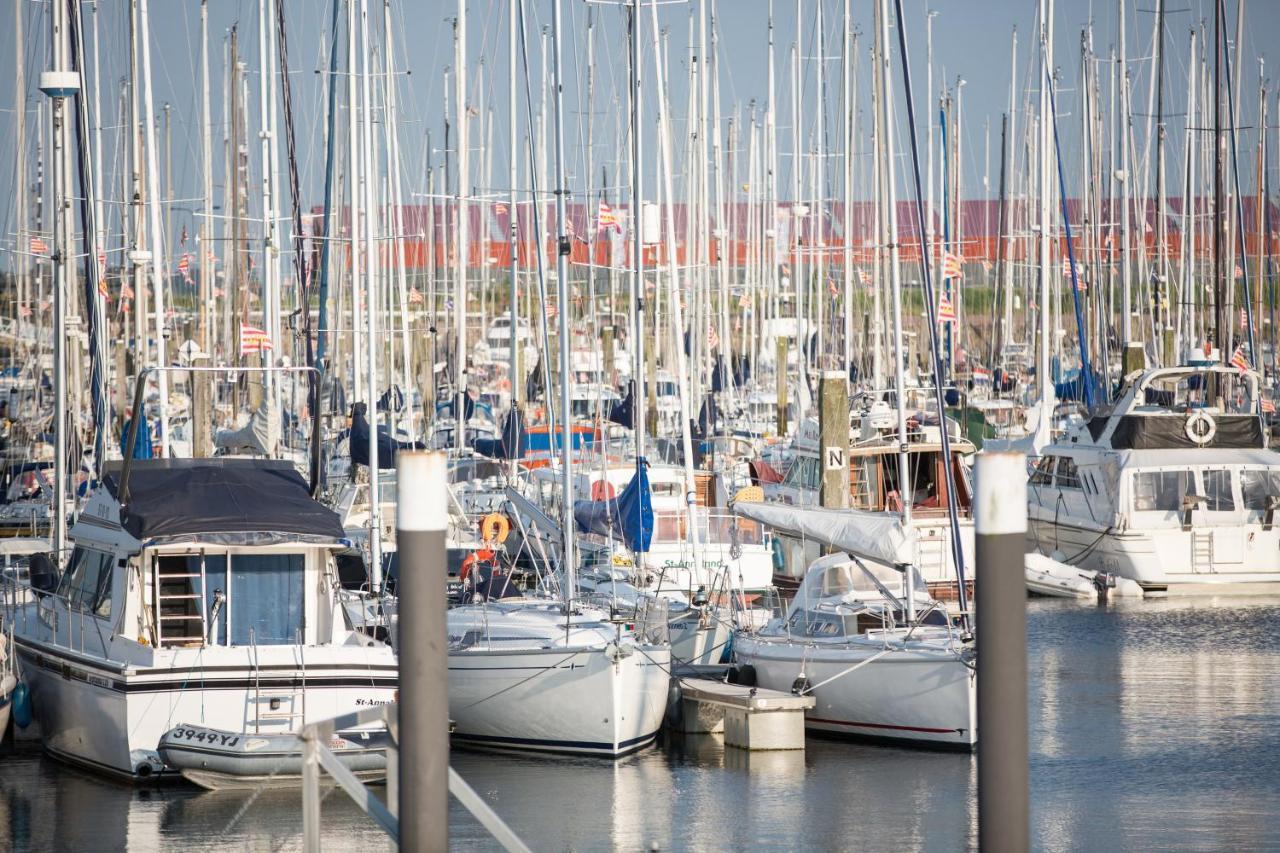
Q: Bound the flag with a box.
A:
[1235,263,1244,279]
[1063,257,1088,290]
[936,292,957,324]
[18,304,30,318]
[857,268,871,286]
[206,250,218,265]
[1229,345,1250,373]
[1241,308,1249,330]
[707,322,720,351]
[1263,397,1276,414]
[597,201,621,233]
[828,276,839,297]
[942,251,963,280]
[493,202,509,215]
[29,236,48,255]
[177,253,191,274]
[121,282,135,300]
[408,287,424,305]
[239,323,274,356]
[739,292,751,309]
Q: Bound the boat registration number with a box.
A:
[169,728,240,748]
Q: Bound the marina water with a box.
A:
[1,595,1276,852]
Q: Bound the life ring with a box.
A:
[460,548,496,581]
[480,512,510,544]
[1184,410,1217,446]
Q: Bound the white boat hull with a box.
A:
[15,638,397,780]
[734,633,976,749]
[447,644,670,757]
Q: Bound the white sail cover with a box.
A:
[731,501,914,566]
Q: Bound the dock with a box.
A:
[674,677,814,751]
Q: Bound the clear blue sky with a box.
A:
[3,0,1279,245]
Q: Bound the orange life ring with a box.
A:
[480,512,510,544]
[461,548,497,581]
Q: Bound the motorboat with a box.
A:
[3,457,397,780]
[1027,361,1280,591]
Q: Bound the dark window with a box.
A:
[58,547,113,618]
[1056,457,1082,490]
[1030,456,1055,486]
[1202,469,1236,512]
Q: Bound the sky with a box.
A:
[3,0,1280,246]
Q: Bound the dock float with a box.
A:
[675,678,814,751]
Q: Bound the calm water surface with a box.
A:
[1,596,1277,852]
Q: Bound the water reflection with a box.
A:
[0,597,1276,851]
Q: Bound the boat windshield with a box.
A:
[787,554,922,617]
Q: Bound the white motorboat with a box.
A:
[734,552,976,750]
[1027,361,1280,591]
[4,457,397,780]
[447,597,670,757]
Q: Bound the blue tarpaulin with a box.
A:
[572,459,654,554]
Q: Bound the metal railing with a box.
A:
[299,703,530,853]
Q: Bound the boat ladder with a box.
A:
[152,557,206,648]
[250,630,308,732]
[1191,529,1214,573]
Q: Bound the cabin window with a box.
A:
[1030,456,1055,486]
[1055,457,1082,490]
[58,546,113,618]
[1202,469,1236,512]
[165,552,305,647]
[1132,471,1194,512]
[231,554,305,645]
[1241,470,1280,510]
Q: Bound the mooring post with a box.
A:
[397,451,450,852]
[818,371,849,508]
[975,451,1030,853]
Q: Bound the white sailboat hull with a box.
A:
[734,633,976,749]
[447,644,670,757]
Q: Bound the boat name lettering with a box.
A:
[660,559,728,570]
[354,698,392,706]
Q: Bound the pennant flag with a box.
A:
[177,253,191,274]
[739,291,751,309]
[1263,397,1277,414]
[942,251,964,280]
[239,323,274,356]
[857,268,871,286]
[828,276,839,297]
[936,292,958,324]
[408,287,424,305]
[1063,257,1088,290]
[29,236,48,255]
[1230,345,1250,373]
[121,282,135,300]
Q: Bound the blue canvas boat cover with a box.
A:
[572,460,654,554]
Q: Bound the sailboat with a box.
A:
[444,0,670,759]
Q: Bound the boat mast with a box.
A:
[550,0,575,602]
[1037,0,1054,431]
[138,0,169,457]
[359,0,382,590]
[649,0,704,573]
[1213,0,1224,358]
[630,0,646,462]
[347,0,363,405]
[874,0,912,618]
[1119,0,1132,349]
[45,0,76,555]
[454,0,469,454]
[508,0,520,456]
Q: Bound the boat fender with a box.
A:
[790,675,811,696]
[1184,410,1217,446]
[480,513,510,544]
[12,683,31,729]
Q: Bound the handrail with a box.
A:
[299,703,530,853]
[119,365,323,505]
